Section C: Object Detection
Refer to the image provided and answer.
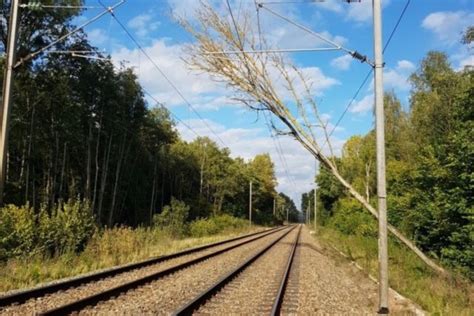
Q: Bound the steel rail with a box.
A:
[0,226,284,307]
[37,226,292,316]
[270,224,301,315]
[172,225,299,315]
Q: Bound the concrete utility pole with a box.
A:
[249,181,252,226]
[286,207,289,224]
[307,200,311,225]
[314,185,317,232]
[373,0,389,313]
[273,197,276,216]
[0,0,20,206]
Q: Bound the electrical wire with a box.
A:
[257,2,373,66]
[100,2,228,148]
[14,0,125,68]
[142,89,201,138]
[262,111,298,190]
[322,0,411,147]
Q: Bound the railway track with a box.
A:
[0,226,287,315]
[174,225,301,315]
[1,224,421,315]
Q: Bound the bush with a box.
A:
[0,204,36,260]
[153,198,189,237]
[189,214,247,237]
[329,197,377,237]
[38,199,96,255]
[0,199,96,260]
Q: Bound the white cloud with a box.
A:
[127,13,160,38]
[396,60,415,71]
[458,55,474,70]
[330,54,353,70]
[365,59,415,93]
[383,70,410,91]
[422,11,474,45]
[112,38,338,112]
[176,117,345,208]
[316,1,343,13]
[88,28,108,45]
[345,0,391,23]
[350,93,373,114]
[112,39,227,109]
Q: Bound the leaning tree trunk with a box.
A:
[180,3,449,276]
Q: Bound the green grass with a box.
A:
[314,225,473,315]
[0,223,261,293]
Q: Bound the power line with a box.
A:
[323,0,411,144]
[383,0,411,54]
[262,111,298,190]
[14,0,125,68]
[258,2,372,65]
[101,2,228,148]
[142,89,201,139]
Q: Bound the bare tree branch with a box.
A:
[179,2,448,276]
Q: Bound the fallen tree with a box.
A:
[179,2,447,276]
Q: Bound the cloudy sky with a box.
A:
[78,0,473,208]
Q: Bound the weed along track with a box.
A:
[0,226,286,315]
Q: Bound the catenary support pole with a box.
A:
[0,0,20,205]
[373,0,389,313]
[314,184,317,232]
[273,197,276,216]
[249,181,252,226]
[307,200,311,225]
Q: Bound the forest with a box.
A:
[0,1,301,263]
[302,41,473,278]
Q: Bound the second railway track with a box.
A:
[0,226,287,315]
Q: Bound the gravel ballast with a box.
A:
[281,226,424,315]
[0,228,284,315]
[78,227,293,315]
[194,226,300,315]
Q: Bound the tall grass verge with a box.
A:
[316,226,473,315]
[0,213,259,293]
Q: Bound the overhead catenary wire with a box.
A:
[254,0,297,190]
[322,0,411,146]
[142,89,202,139]
[99,2,228,148]
[19,4,104,9]
[262,111,298,190]
[257,2,372,66]
[58,47,204,141]
[14,0,125,68]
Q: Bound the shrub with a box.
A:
[0,204,36,260]
[329,197,377,237]
[189,214,247,237]
[153,198,189,237]
[38,199,96,255]
[0,199,96,260]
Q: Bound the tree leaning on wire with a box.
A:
[180,2,447,276]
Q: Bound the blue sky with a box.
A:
[77,0,473,208]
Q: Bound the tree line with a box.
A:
[302,47,473,277]
[0,1,296,227]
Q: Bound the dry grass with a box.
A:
[315,226,473,315]
[0,225,261,293]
